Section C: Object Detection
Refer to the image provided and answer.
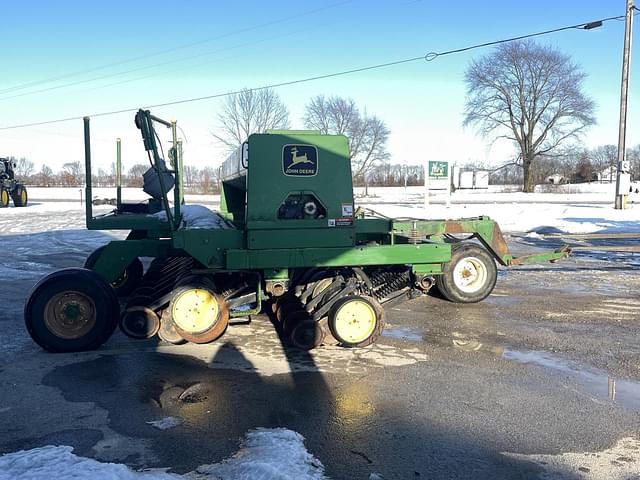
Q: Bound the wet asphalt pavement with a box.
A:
[0,215,639,479]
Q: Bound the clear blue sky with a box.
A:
[0,0,635,173]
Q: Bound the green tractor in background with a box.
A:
[0,158,28,208]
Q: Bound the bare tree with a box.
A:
[183,165,200,189]
[589,145,617,182]
[304,95,390,181]
[627,144,640,182]
[464,40,596,192]
[127,163,148,187]
[200,166,217,194]
[11,157,35,178]
[62,161,83,186]
[213,88,289,151]
[38,164,53,186]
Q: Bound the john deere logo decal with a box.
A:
[283,145,318,176]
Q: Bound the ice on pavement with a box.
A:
[0,428,327,480]
[146,417,183,430]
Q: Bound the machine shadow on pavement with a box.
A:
[33,321,552,480]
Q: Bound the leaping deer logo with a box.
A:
[290,147,314,166]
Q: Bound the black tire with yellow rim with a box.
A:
[170,283,229,344]
[0,187,9,208]
[11,184,28,207]
[327,294,384,348]
[24,268,120,352]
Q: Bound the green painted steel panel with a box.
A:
[172,229,245,268]
[226,243,451,270]
[247,228,354,250]
[355,218,393,234]
[91,239,174,283]
[244,132,355,244]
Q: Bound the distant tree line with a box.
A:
[462,144,640,186]
[13,141,639,194]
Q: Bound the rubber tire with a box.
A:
[328,295,384,348]
[0,188,9,208]
[437,243,497,303]
[24,268,120,353]
[11,185,27,207]
[84,245,143,297]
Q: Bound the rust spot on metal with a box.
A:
[442,222,465,234]
[490,223,510,258]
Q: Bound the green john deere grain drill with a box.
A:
[24,110,569,352]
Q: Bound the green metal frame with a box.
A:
[83,110,181,234]
[81,116,569,297]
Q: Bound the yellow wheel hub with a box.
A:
[21,190,27,204]
[1,190,8,205]
[171,288,219,334]
[333,299,377,343]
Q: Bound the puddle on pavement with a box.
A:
[502,348,640,411]
[418,330,640,412]
[382,327,423,342]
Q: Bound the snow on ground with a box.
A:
[354,185,639,234]
[0,428,326,480]
[1,186,638,236]
[364,200,640,234]
[24,187,220,205]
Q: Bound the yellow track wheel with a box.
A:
[328,295,384,348]
[170,286,228,344]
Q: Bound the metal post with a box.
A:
[445,165,451,208]
[615,0,634,209]
[178,139,184,204]
[171,120,181,226]
[424,162,430,209]
[116,138,122,209]
[83,117,93,224]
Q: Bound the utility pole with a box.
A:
[615,0,634,209]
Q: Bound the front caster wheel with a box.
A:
[24,268,120,352]
[437,243,497,303]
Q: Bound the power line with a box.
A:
[423,13,628,61]
[0,14,626,132]
[0,25,314,102]
[0,0,353,96]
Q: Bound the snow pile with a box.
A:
[0,428,327,480]
[151,205,233,230]
[193,428,326,480]
[0,445,176,479]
